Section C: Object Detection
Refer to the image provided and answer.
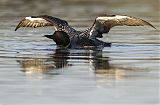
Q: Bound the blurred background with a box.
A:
[0,0,159,18]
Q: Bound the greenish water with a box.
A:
[0,0,159,105]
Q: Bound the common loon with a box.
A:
[15,14,156,48]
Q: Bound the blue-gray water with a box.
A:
[0,0,159,105]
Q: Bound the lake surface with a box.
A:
[0,0,159,105]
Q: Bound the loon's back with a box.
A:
[15,14,155,49]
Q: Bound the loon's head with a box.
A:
[45,31,70,48]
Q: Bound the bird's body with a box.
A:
[15,14,156,49]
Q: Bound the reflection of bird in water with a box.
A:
[15,14,155,48]
[18,49,104,74]
[18,58,54,74]
[90,53,126,80]
[18,49,127,80]
[18,49,70,74]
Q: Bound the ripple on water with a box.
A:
[0,0,159,104]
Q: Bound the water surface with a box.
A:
[0,0,159,105]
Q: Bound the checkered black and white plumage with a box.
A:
[15,14,156,48]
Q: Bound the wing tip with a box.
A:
[15,27,18,31]
[15,25,20,31]
[149,24,157,30]
[143,20,157,29]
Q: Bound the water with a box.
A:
[0,0,159,105]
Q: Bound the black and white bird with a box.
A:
[15,14,156,48]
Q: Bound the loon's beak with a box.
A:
[44,35,54,39]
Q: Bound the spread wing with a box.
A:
[15,15,69,31]
[90,14,156,38]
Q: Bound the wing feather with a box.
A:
[15,15,69,31]
[96,15,156,29]
[90,14,156,38]
[15,17,53,31]
[26,22,30,27]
